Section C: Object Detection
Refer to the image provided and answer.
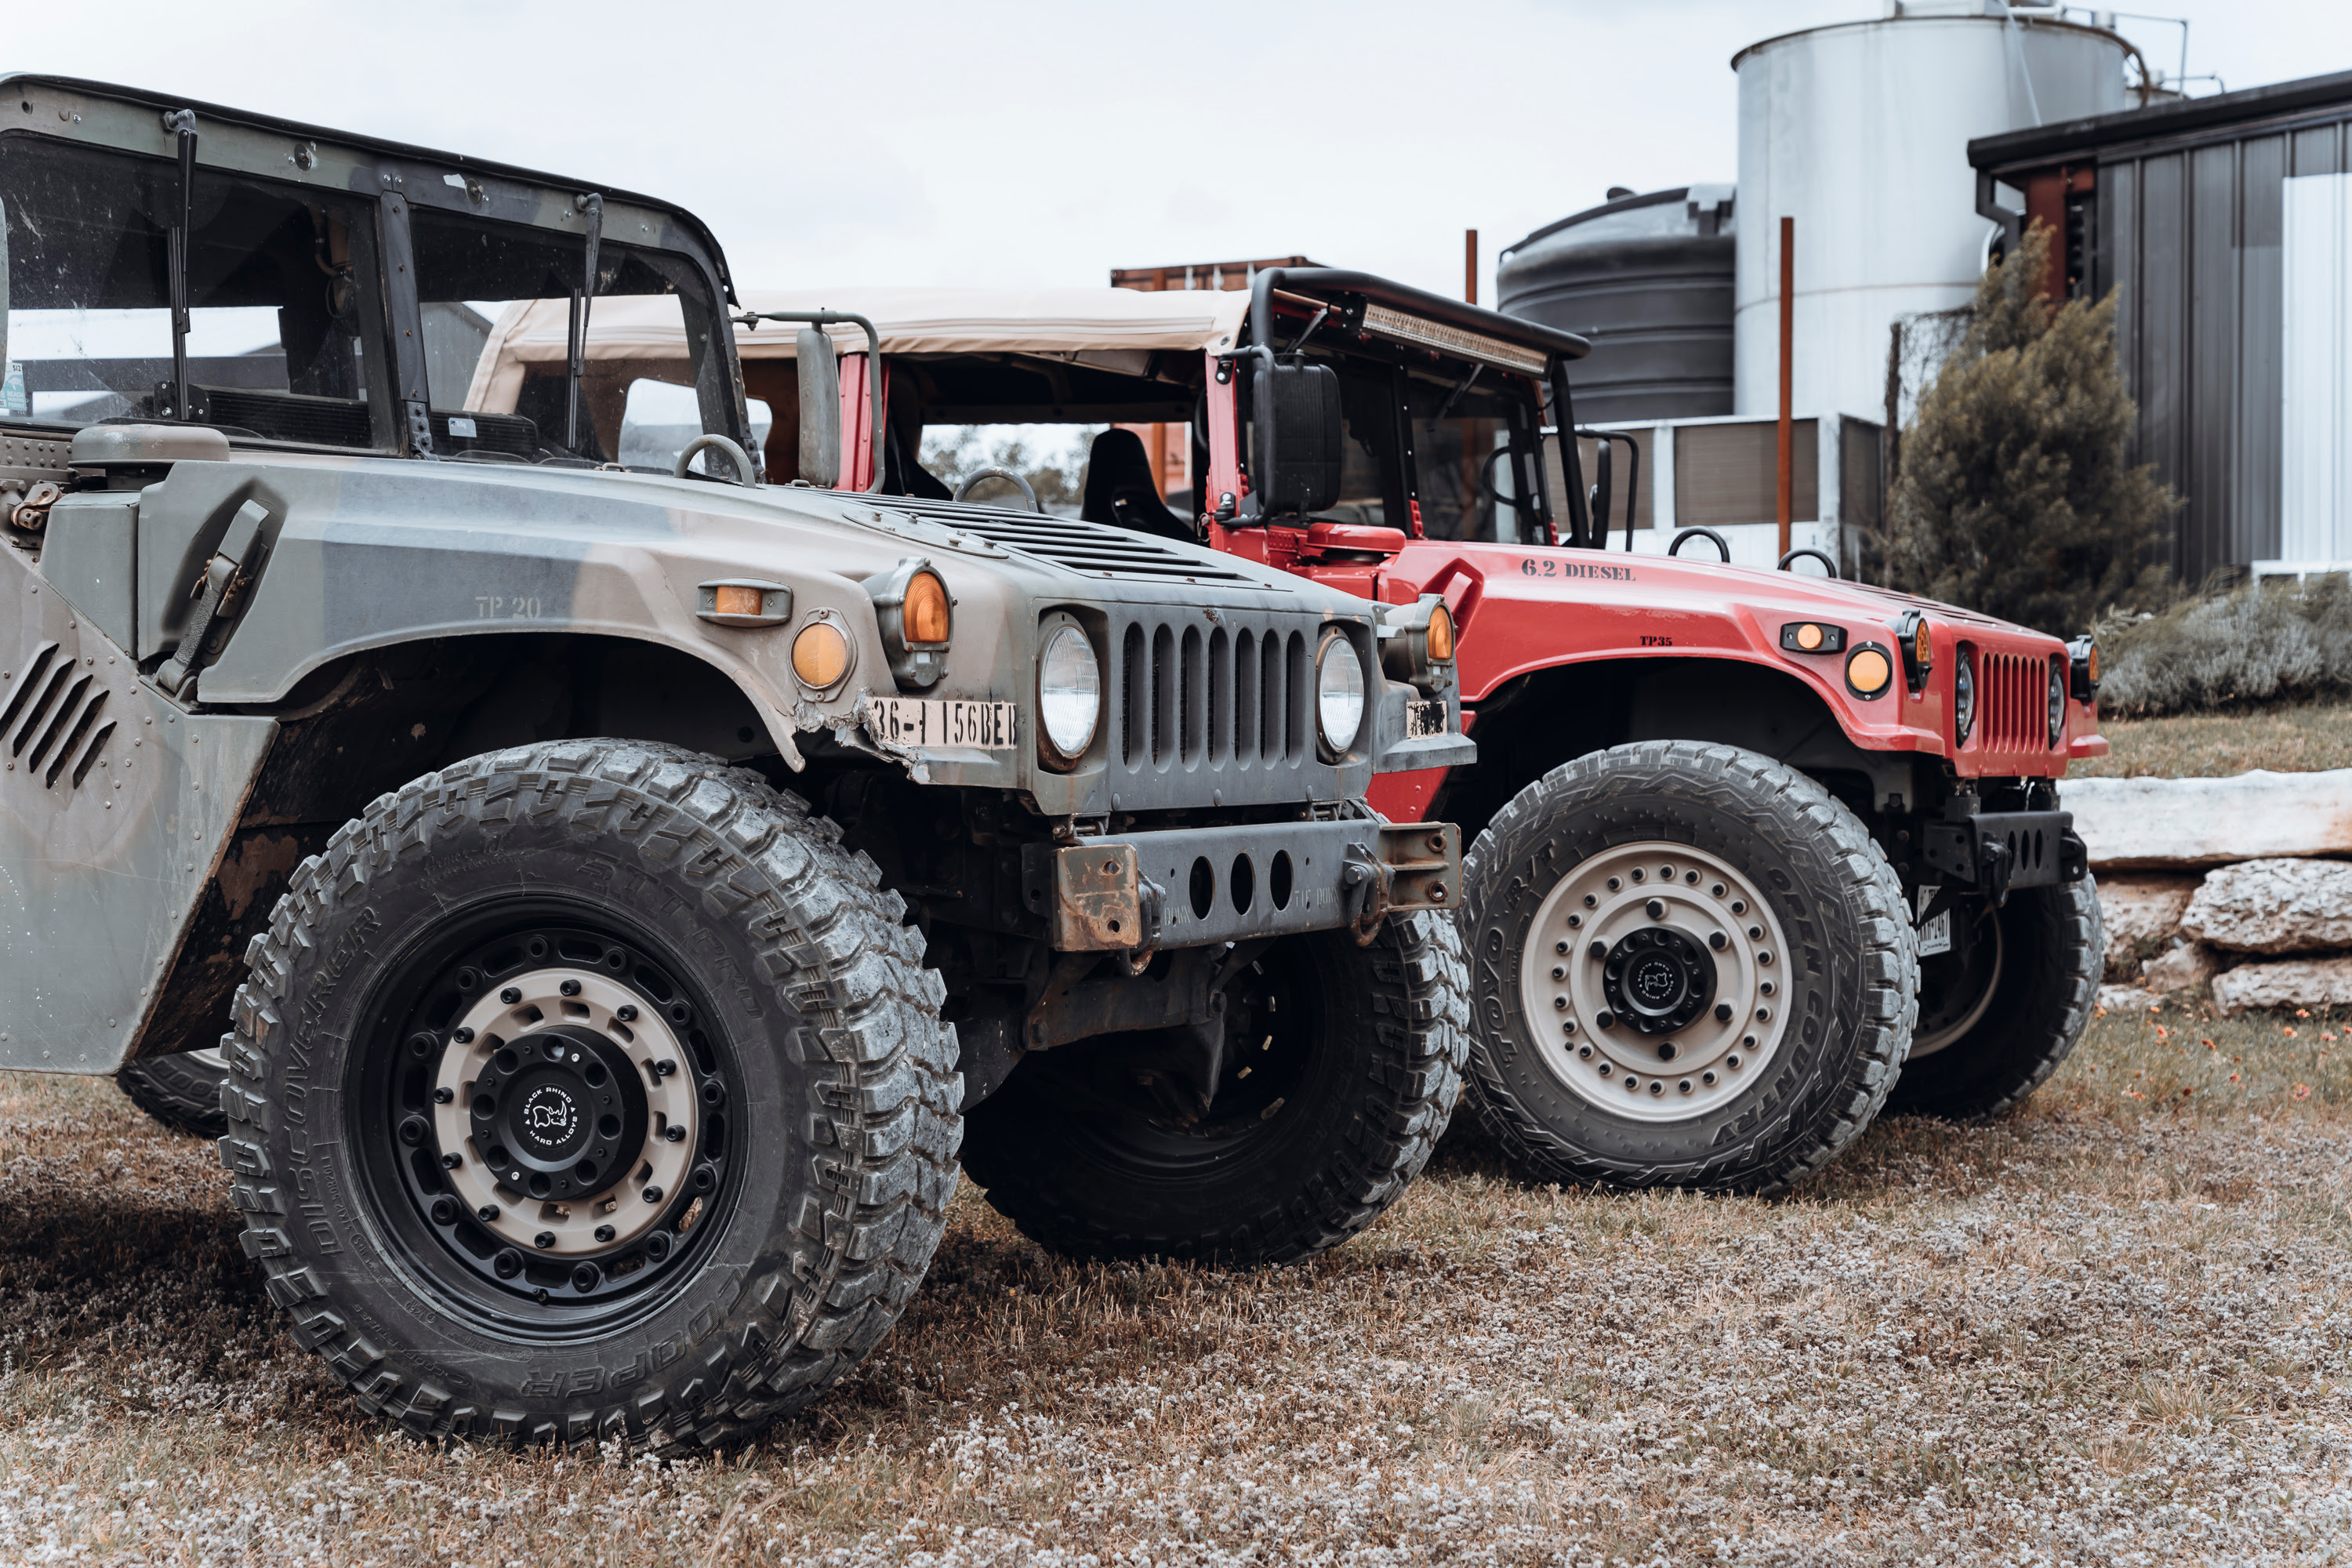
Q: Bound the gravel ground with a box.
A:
[4,1001,2350,1566]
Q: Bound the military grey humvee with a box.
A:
[0,77,1473,1448]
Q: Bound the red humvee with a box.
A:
[488,276,2104,1194]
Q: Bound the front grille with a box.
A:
[1,641,117,789]
[1978,651,2045,752]
[1108,612,1316,798]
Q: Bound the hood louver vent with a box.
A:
[866,498,1267,586]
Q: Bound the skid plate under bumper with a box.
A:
[1022,819,1461,954]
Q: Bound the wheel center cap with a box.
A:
[515,1080,586,1157]
[1602,927,1717,1034]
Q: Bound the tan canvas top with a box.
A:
[466,287,1251,412]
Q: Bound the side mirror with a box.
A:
[796,326,841,487]
[1250,355,1341,518]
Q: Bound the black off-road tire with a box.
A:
[1884,876,2103,1120]
[960,911,1468,1265]
[217,740,960,1449]
[1457,741,1916,1195]
[117,1047,229,1138]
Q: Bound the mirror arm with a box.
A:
[1548,356,1591,548]
[737,310,884,492]
[163,110,198,423]
[565,193,604,456]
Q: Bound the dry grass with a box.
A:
[6,1004,2352,1566]
[2073,694,2352,779]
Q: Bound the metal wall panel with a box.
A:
[2237,136,2286,565]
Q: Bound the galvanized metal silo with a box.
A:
[1732,3,2129,420]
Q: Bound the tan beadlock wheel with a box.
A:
[433,967,700,1258]
[1518,840,1791,1122]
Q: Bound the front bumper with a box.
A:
[1921,809,2087,898]
[1022,818,1461,953]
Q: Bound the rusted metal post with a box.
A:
[1777,216,1794,560]
[1465,229,1478,305]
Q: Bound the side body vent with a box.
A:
[0,641,118,790]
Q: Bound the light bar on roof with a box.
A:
[1359,304,1548,375]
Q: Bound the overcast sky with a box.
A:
[8,2,2347,301]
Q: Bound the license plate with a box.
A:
[1916,886,1951,956]
[869,698,1018,750]
[1405,699,1449,739]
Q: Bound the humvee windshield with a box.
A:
[0,131,735,463]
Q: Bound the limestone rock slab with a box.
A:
[2142,942,2222,993]
[2212,956,2352,1016]
[2096,984,2159,1014]
[2098,873,2201,978]
[2180,858,2352,954]
[2068,769,2352,869]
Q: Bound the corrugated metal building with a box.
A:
[1971,71,2352,583]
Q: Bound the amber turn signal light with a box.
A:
[791,620,852,689]
[1427,602,1456,663]
[713,584,761,619]
[2068,634,2100,701]
[1846,644,1893,698]
[903,570,951,644]
[1778,621,1846,655]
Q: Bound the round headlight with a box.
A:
[1037,624,1100,766]
[2048,657,2067,749]
[1954,648,1977,744]
[1316,630,1367,756]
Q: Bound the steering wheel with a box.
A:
[1777,547,1839,578]
[955,466,1042,513]
[1668,527,1732,562]
[672,434,758,488]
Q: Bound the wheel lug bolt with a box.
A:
[1759,950,1773,966]
[616,1005,638,1022]
[1631,869,1645,883]
[534,1231,556,1250]
[1566,914,1581,928]
[1743,1034,1757,1049]
[1588,941,1607,959]
[643,1185,663,1203]
[1703,1070,1719,1085]
[1685,872,1699,884]
[430,1196,458,1225]
[1595,1011,1616,1029]
[1657,1042,1677,1061]
[663,1125,685,1142]
[572,1263,601,1292]
[1556,939,1570,954]
[433,1087,454,1104]
[1709,932,1727,950]
[1597,1063,1612,1077]
[1648,1081,1663,1095]
[1756,1006,1772,1022]
[1646,898,1664,920]
[493,1248,522,1278]
[1679,1079,1693,1093]
[595,1224,615,1243]
[1554,996,1569,1011]
[1761,980,1776,996]
[406,1033,436,1060]
[1606,877,1621,891]
[1748,927,1762,942]
[560,978,582,996]
[1552,965,1566,980]
[1577,1044,1593,1059]
[1562,1019,1577,1035]
[453,1026,475,1045]
[1711,884,1726,898]
[397,1116,429,1145]
[1730,900,1746,914]
[1715,1003,1733,1022]
[501,987,521,1004]
[477,1203,500,1221]
[655,1059,677,1077]
[441,1152,463,1169]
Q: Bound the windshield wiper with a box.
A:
[564,192,604,456]
[162,109,198,422]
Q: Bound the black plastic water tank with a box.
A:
[1497,186,1735,423]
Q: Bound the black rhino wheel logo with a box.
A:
[521,1084,579,1149]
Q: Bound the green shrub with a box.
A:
[1885,222,2176,637]
[2099,574,2352,715]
